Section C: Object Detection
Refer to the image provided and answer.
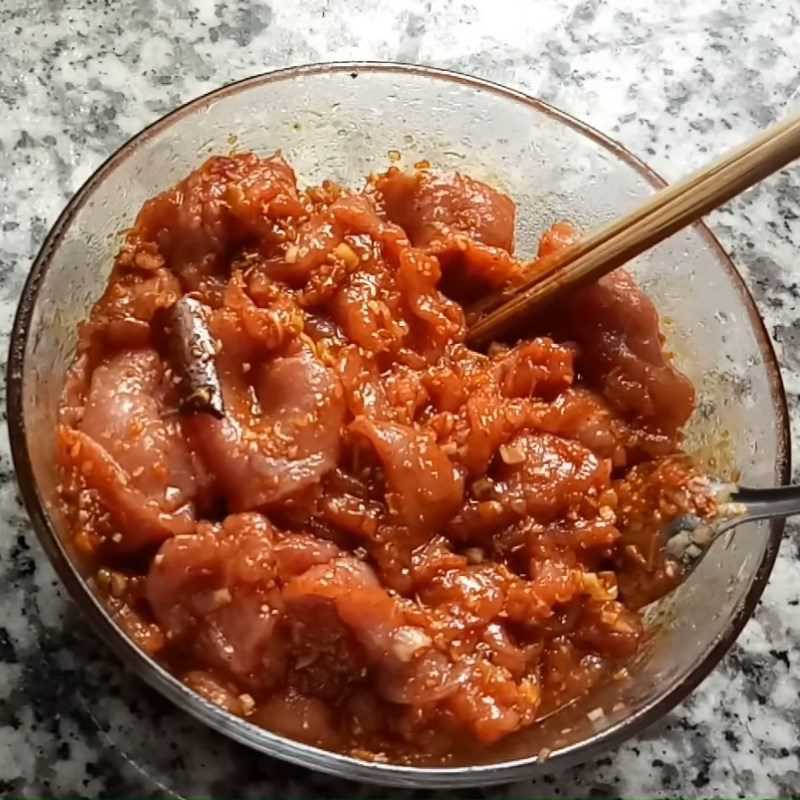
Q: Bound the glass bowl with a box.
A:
[7,63,789,788]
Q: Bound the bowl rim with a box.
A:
[6,61,791,789]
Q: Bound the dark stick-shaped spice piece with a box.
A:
[155,297,225,418]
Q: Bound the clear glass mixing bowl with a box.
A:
[6,63,789,788]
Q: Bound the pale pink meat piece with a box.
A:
[538,221,694,435]
[497,432,611,523]
[562,270,695,435]
[334,345,391,419]
[131,153,303,285]
[494,338,575,399]
[373,168,524,298]
[59,429,195,552]
[273,532,343,578]
[349,417,465,534]
[375,169,515,252]
[61,348,197,551]
[148,513,284,685]
[188,348,346,511]
[283,557,462,705]
[80,348,196,509]
[259,194,400,286]
[252,690,342,749]
[450,432,612,541]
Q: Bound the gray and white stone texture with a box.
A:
[0,0,798,796]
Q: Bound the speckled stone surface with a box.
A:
[1,0,799,797]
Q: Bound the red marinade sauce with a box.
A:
[57,154,717,764]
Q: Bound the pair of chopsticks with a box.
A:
[466,109,800,348]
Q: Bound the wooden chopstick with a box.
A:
[466,109,800,348]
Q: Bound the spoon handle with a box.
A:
[729,483,800,523]
[467,108,800,347]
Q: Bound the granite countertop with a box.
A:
[1,0,798,797]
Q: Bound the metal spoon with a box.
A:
[662,482,800,578]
